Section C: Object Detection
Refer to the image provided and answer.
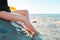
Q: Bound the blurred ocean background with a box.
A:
[30,14,60,20]
[29,14,60,40]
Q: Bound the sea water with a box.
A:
[30,14,60,20]
[30,14,60,40]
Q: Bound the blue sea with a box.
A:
[29,14,60,40]
[30,14,60,20]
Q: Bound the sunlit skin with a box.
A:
[12,10,30,21]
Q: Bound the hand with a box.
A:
[26,28,38,37]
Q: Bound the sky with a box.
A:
[8,0,60,14]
